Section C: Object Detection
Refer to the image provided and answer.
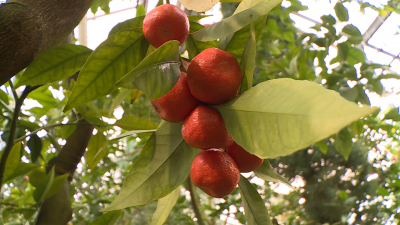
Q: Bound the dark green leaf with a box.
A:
[136,4,146,17]
[108,88,131,116]
[347,47,365,65]
[334,2,349,22]
[239,176,273,225]
[33,167,55,202]
[215,78,376,158]
[115,41,181,100]
[101,122,200,211]
[64,29,148,111]
[334,128,353,160]
[339,87,358,102]
[44,173,69,199]
[337,42,349,61]
[28,134,43,163]
[16,45,92,87]
[384,108,400,121]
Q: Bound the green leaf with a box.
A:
[3,142,21,182]
[114,115,159,130]
[339,87,358,102]
[334,128,353,160]
[101,122,200,211]
[108,16,145,37]
[334,2,349,22]
[33,167,55,202]
[28,134,42,163]
[384,108,400,121]
[4,163,36,183]
[136,4,146,17]
[238,176,273,225]
[215,78,377,159]
[225,15,266,61]
[192,0,282,42]
[315,140,328,154]
[89,130,156,169]
[44,173,69,199]
[342,25,363,44]
[179,0,219,12]
[347,47,365,66]
[89,211,122,225]
[151,187,180,225]
[108,89,131,117]
[86,132,108,169]
[131,89,143,102]
[115,41,181,100]
[239,21,256,94]
[91,0,110,14]
[16,45,92,87]
[64,29,148,111]
[254,160,292,187]
[29,168,46,188]
[338,190,348,199]
[337,43,349,61]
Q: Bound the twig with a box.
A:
[13,122,89,143]
[8,80,18,102]
[187,178,206,225]
[0,85,40,188]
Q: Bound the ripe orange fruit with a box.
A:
[187,48,242,105]
[227,142,264,173]
[143,4,190,48]
[190,149,240,198]
[182,105,234,149]
[150,71,199,123]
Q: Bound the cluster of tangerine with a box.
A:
[143,4,264,198]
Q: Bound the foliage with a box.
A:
[0,0,399,224]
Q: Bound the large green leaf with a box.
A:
[151,187,180,225]
[16,45,92,87]
[115,41,181,100]
[238,176,273,225]
[334,2,349,22]
[191,0,282,42]
[215,78,376,159]
[254,160,292,187]
[114,115,158,131]
[101,122,200,211]
[64,29,148,111]
[89,211,122,225]
[3,142,21,182]
[179,0,219,12]
[239,21,256,94]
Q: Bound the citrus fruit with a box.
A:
[187,48,242,105]
[227,142,264,173]
[150,71,199,123]
[190,149,240,198]
[182,105,233,149]
[143,4,190,48]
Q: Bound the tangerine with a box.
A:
[182,105,233,149]
[187,48,242,105]
[143,4,190,48]
[190,149,240,198]
[227,142,264,173]
[150,71,199,123]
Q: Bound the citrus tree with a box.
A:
[0,0,399,224]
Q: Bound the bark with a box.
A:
[0,0,93,85]
[36,119,94,225]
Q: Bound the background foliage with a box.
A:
[0,0,399,224]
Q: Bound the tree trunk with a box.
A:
[0,0,93,85]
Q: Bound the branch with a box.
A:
[0,85,39,188]
[187,178,206,225]
[0,0,94,85]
